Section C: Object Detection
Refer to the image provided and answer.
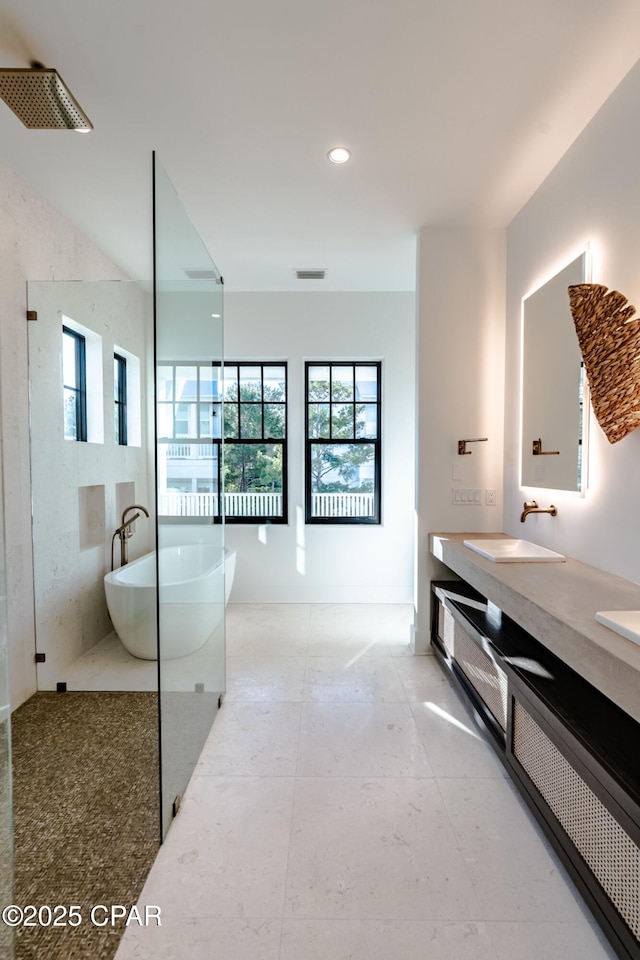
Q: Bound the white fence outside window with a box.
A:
[158,491,374,518]
[310,492,374,518]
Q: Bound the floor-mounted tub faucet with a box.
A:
[111,504,150,569]
[520,500,557,522]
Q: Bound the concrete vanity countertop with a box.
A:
[430,532,640,724]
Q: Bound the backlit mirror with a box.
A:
[521,252,588,492]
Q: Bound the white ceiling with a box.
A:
[1,0,640,292]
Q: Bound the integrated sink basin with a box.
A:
[595,611,640,647]
[463,539,565,563]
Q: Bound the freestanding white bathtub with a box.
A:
[104,545,236,660]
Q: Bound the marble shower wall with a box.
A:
[0,159,135,709]
[27,280,151,690]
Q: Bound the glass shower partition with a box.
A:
[153,155,225,838]
[0,454,12,957]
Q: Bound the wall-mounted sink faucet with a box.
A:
[520,500,557,523]
[111,504,150,569]
[458,437,488,455]
[532,438,559,456]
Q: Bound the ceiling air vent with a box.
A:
[295,268,326,280]
[184,269,220,281]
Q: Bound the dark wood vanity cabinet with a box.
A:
[431,580,508,749]
[431,580,640,960]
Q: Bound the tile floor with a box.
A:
[115,603,616,960]
[62,626,225,694]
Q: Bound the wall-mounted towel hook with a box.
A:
[458,437,488,455]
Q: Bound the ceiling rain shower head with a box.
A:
[0,65,92,130]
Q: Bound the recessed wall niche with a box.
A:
[78,484,105,551]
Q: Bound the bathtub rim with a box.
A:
[104,544,234,589]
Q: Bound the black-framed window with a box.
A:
[114,353,127,445]
[157,361,287,523]
[223,363,287,523]
[305,361,381,524]
[62,326,87,442]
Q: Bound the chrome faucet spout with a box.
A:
[520,500,557,522]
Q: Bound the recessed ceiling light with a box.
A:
[327,146,351,164]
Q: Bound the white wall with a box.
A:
[223,292,415,604]
[414,226,506,651]
[504,58,640,584]
[0,160,131,709]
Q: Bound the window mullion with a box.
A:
[329,365,333,440]
[352,365,356,439]
[196,363,201,440]
[172,363,177,439]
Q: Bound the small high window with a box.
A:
[114,353,127,445]
[305,361,381,524]
[62,326,87,442]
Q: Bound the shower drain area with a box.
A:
[11,691,159,960]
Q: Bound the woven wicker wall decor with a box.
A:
[568,283,640,443]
